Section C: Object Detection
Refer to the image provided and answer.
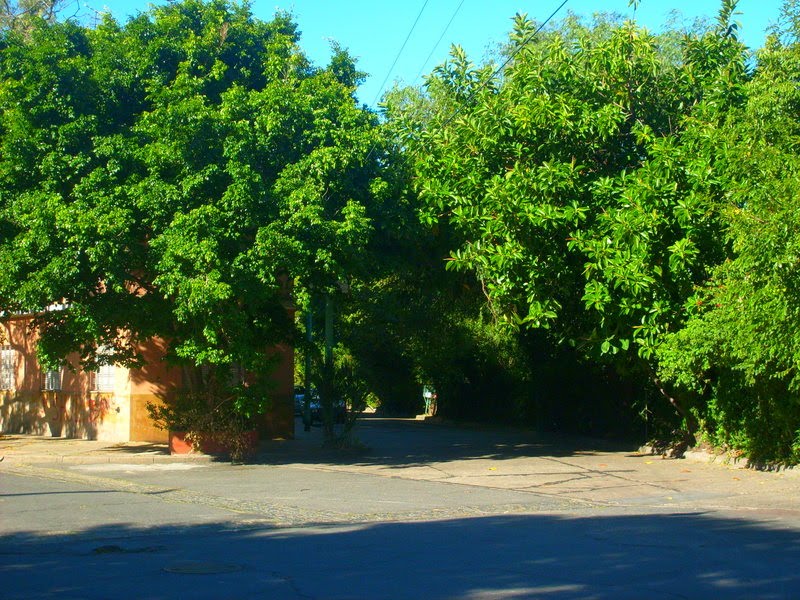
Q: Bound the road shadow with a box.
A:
[2,511,798,599]
[250,416,640,469]
[95,442,170,455]
[2,417,643,468]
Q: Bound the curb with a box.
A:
[1,453,214,465]
[683,449,799,475]
[639,444,799,476]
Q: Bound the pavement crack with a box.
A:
[539,456,681,493]
[420,463,457,479]
[272,571,316,599]
[2,462,592,525]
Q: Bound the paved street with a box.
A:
[2,417,800,599]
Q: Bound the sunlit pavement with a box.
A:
[2,417,800,599]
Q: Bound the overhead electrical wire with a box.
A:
[371,0,431,107]
[438,0,569,129]
[364,0,570,163]
[413,0,467,85]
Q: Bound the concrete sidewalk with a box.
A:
[3,417,800,517]
[0,433,211,464]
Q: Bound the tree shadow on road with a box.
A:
[252,416,641,469]
[2,511,799,599]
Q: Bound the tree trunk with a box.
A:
[652,375,698,438]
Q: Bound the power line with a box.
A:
[371,0,431,107]
[413,0,467,85]
[365,0,570,164]
[438,0,569,129]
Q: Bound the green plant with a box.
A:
[0,0,384,391]
[387,5,748,435]
[146,384,269,461]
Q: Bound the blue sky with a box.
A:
[83,1,786,106]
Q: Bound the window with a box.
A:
[229,363,245,387]
[93,363,115,392]
[93,346,115,392]
[0,346,16,390]
[43,368,62,391]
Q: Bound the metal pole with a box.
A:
[325,294,334,368]
[323,294,334,438]
[303,305,312,432]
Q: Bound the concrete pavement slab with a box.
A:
[0,433,211,464]
[4,416,800,519]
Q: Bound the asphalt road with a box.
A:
[2,417,800,599]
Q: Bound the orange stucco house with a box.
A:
[0,313,294,442]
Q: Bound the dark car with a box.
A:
[308,396,346,424]
[295,386,346,424]
[293,386,306,415]
[295,391,345,425]
[294,386,321,413]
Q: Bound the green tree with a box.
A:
[658,4,800,462]
[0,0,70,31]
[0,1,386,415]
[388,5,748,433]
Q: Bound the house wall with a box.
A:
[126,338,295,442]
[1,315,295,442]
[0,315,130,441]
[128,337,179,443]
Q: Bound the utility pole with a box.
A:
[322,294,335,439]
[303,307,312,432]
[325,294,334,368]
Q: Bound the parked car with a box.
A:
[294,386,321,414]
[295,387,344,423]
[308,396,346,424]
[293,386,306,415]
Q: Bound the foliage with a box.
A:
[657,20,800,463]
[5,0,800,465]
[146,389,264,461]
[385,1,800,462]
[0,0,70,32]
[146,360,272,460]
[316,343,373,448]
[0,1,385,402]
[387,5,748,434]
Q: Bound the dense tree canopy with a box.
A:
[3,0,800,462]
[0,0,387,388]
[388,6,746,423]
[657,12,800,461]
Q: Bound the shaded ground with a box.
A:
[2,417,800,598]
[3,496,799,599]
